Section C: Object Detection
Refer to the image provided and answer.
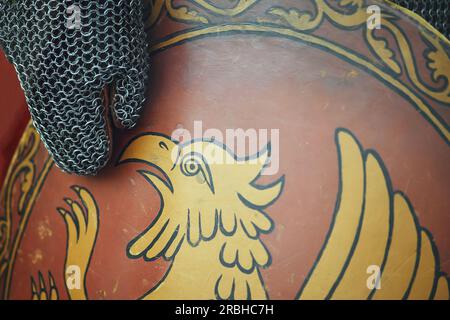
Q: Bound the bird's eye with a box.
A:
[180,152,215,193]
[180,154,202,177]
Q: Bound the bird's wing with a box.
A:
[127,171,186,261]
[127,208,186,261]
[297,129,449,300]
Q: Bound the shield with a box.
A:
[0,0,449,300]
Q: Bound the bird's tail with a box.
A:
[297,129,449,300]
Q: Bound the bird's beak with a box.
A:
[117,134,179,193]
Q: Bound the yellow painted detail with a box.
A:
[298,130,449,300]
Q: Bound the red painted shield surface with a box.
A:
[0,0,449,300]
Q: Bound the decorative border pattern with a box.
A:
[0,0,448,300]
[146,0,450,143]
[0,123,54,299]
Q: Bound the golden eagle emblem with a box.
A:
[118,133,284,300]
[37,129,448,300]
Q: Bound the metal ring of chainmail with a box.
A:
[0,1,447,176]
[390,0,449,39]
[0,0,149,175]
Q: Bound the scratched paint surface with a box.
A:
[0,0,449,300]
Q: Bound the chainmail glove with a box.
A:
[0,0,149,175]
[391,0,449,39]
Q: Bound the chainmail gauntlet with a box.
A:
[390,0,449,39]
[0,0,149,175]
[0,1,447,175]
